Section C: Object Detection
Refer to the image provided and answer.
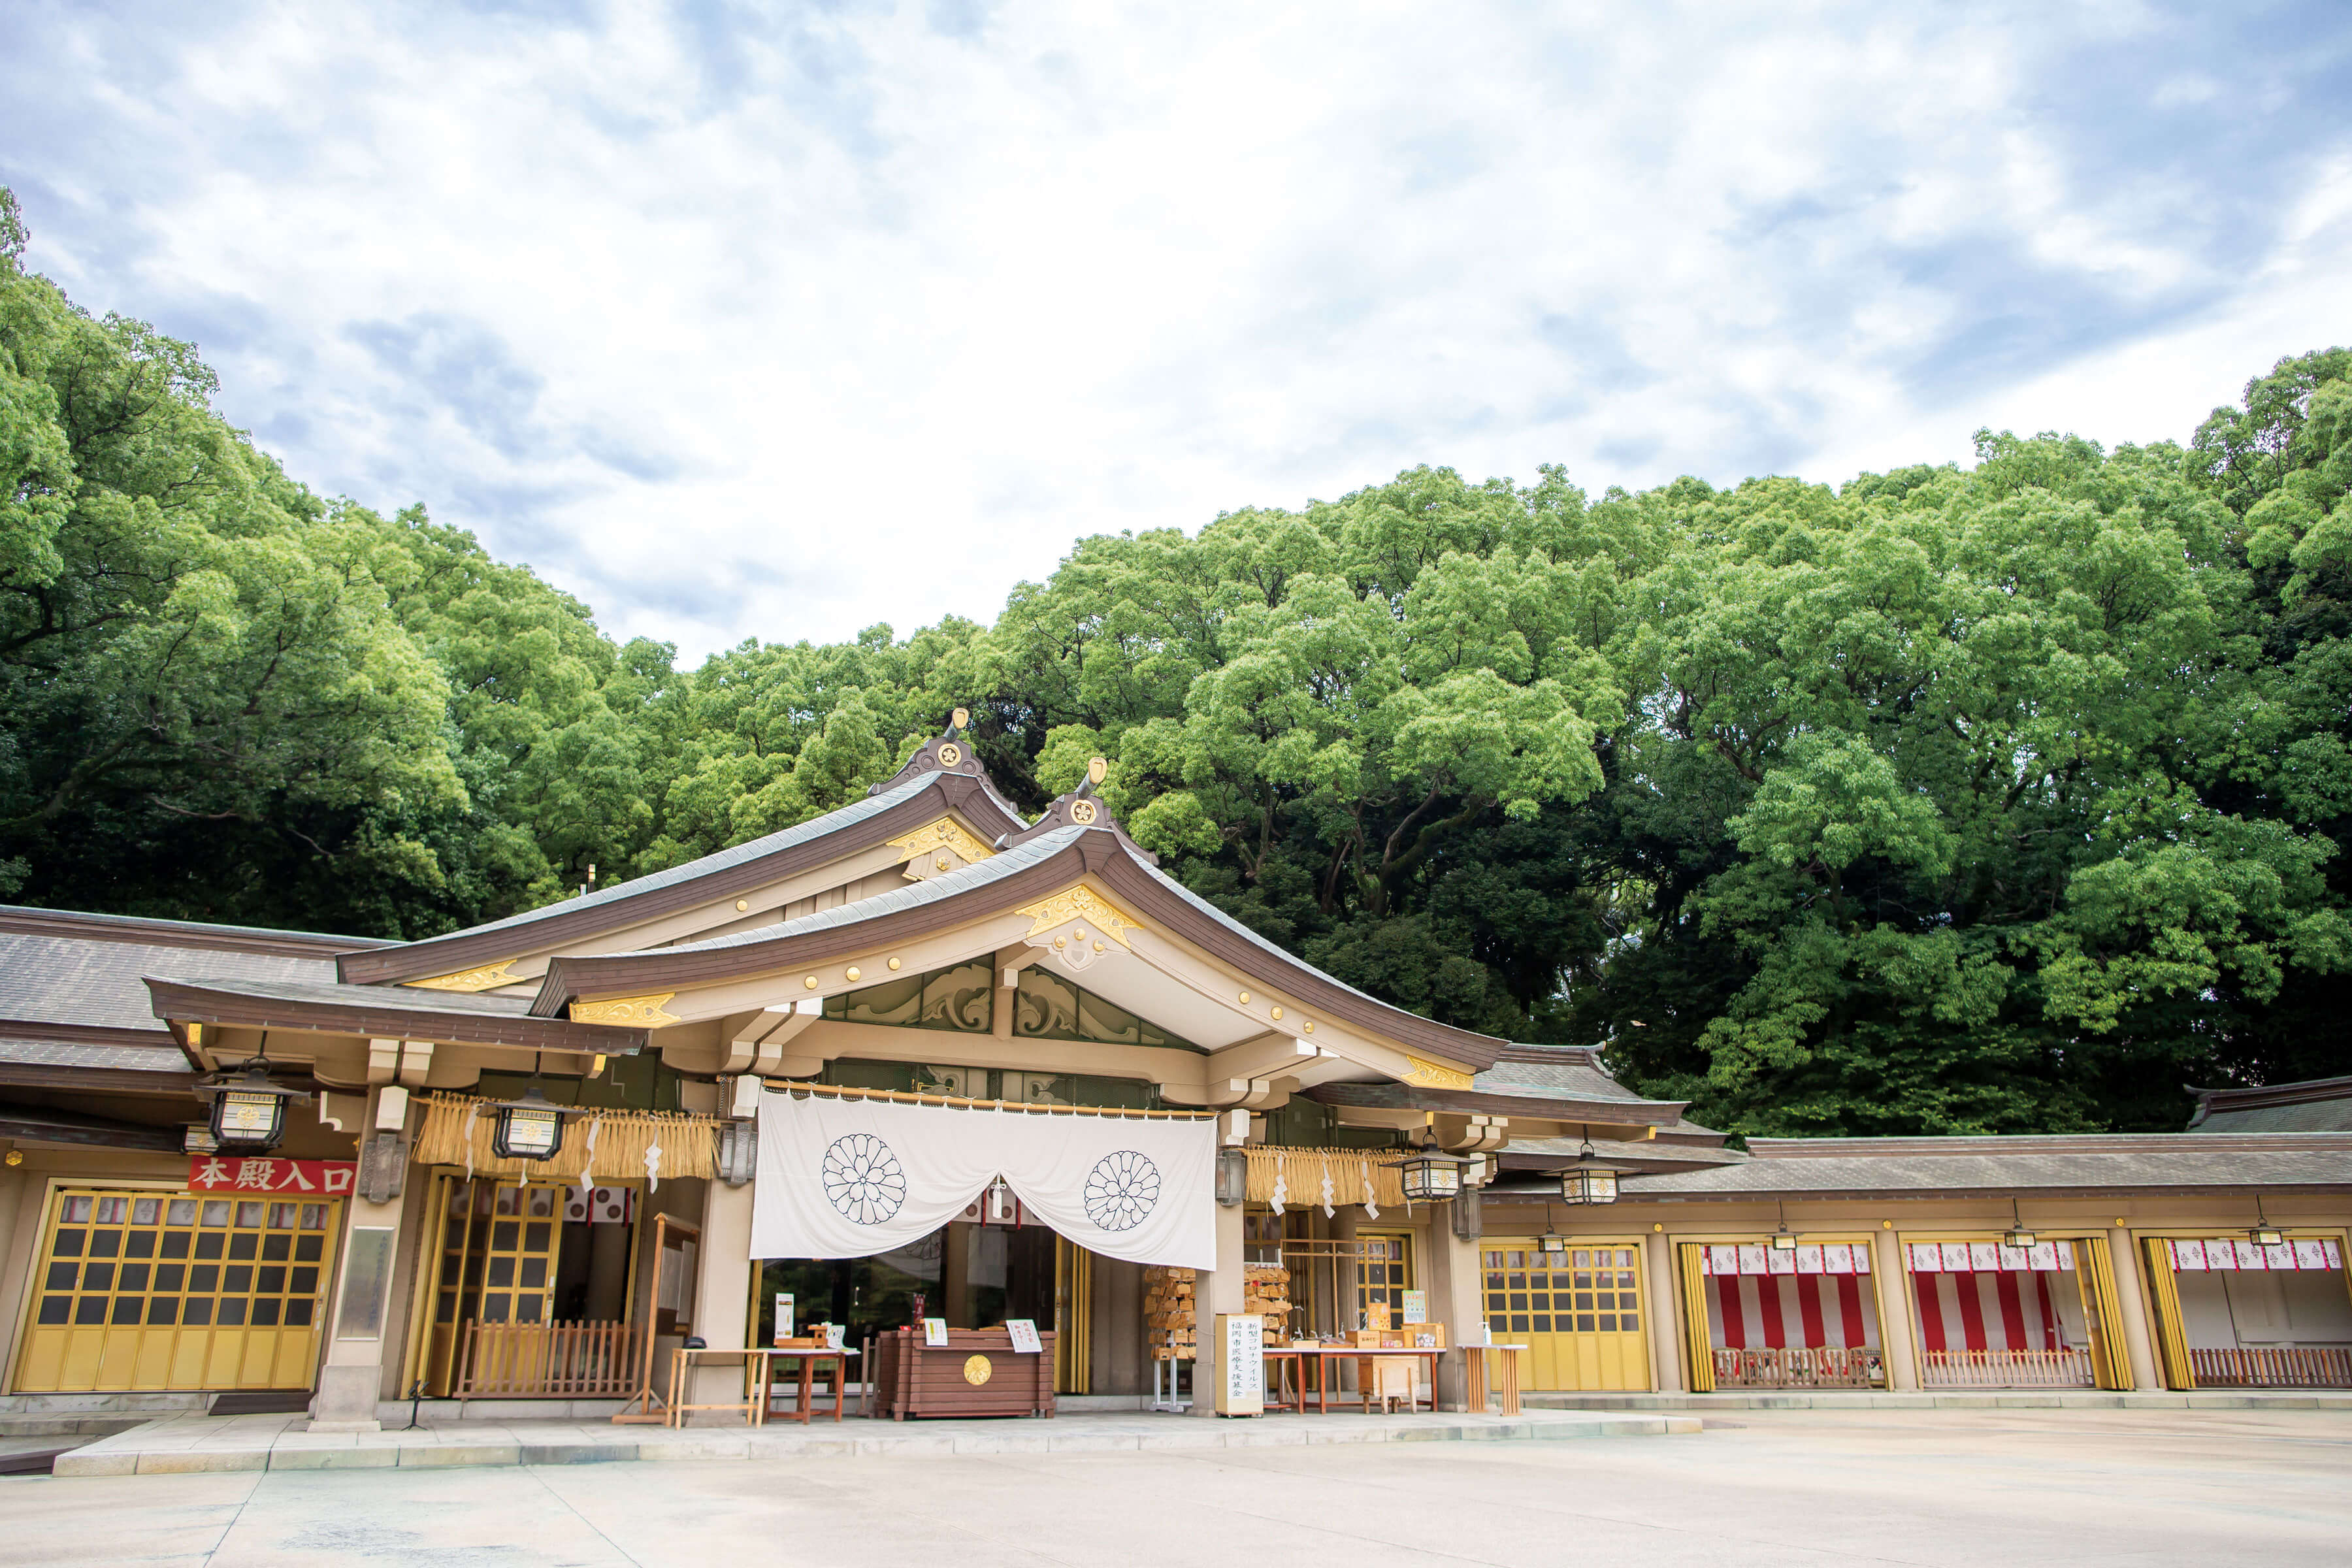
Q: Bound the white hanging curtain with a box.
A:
[751,1089,1217,1269]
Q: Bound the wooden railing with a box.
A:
[1920,1348,2093,1388]
[457,1320,645,1398]
[2189,1347,2352,1388]
[1713,1347,1886,1389]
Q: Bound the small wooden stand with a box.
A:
[872,1326,1055,1420]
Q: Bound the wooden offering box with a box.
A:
[874,1327,1056,1420]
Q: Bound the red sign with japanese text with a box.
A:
[186,1156,357,1195]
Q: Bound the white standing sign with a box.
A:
[1005,1318,1043,1354]
[1215,1313,1264,1416]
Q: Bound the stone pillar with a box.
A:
[689,1177,755,1413]
[1871,1229,1919,1392]
[1426,1208,1480,1410]
[2105,1227,2159,1392]
[1188,1199,1245,1416]
[1645,1233,1684,1393]
[310,1086,410,1431]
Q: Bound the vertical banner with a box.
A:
[1216,1313,1265,1416]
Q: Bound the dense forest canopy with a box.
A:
[5,187,2348,1136]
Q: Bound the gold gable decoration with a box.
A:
[408,961,524,994]
[413,1094,719,1183]
[888,817,996,875]
[1017,885,1139,947]
[1243,1146,1406,1211]
[568,992,680,1026]
[1402,1054,1476,1090]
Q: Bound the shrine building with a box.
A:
[0,715,2345,1427]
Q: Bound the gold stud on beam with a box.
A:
[1302,1021,1315,1035]
[887,957,902,971]
[1237,991,1250,1005]
[805,975,819,989]
[1270,1007,1283,1021]
[846,968,861,983]
[736,899,749,912]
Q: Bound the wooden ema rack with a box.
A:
[872,1326,1056,1420]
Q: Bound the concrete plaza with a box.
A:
[1,1407,2344,1565]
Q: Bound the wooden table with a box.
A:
[1263,1345,1450,1414]
[1462,1343,1527,1414]
[762,1347,859,1425]
[664,1346,857,1428]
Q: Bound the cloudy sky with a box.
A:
[5,2,2349,660]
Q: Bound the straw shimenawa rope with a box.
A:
[414,1093,719,1183]
[1244,1145,1405,1210]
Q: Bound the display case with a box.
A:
[872,1326,1057,1420]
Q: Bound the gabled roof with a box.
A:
[144,975,649,1055]
[1618,1132,2352,1199]
[1310,1042,1688,1126]
[2187,1075,2352,1133]
[338,766,1028,987]
[528,811,1513,1070]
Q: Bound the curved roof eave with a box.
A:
[145,975,651,1055]
[338,766,1028,987]
[530,826,1510,1071]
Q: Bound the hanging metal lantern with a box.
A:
[2002,1200,2035,1251]
[1557,1130,1622,1206]
[1390,1135,1467,1202]
[199,1060,310,1153]
[2250,1212,2285,1249]
[490,1084,568,1161]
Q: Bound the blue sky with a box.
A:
[5,1,2349,659]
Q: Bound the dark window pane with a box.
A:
[189,1264,219,1292]
[261,1234,291,1262]
[524,1222,549,1253]
[1598,1314,1618,1332]
[291,1267,318,1295]
[195,1233,224,1260]
[492,1221,519,1252]
[250,1299,281,1326]
[160,1232,190,1260]
[1576,1315,1595,1332]
[82,1263,114,1291]
[111,1297,144,1325]
[227,1233,257,1261]
[74,1298,106,1325]
[256,1267,286,1294]
[435,1292,456,1324]
[519,1258,547,1289]
[216,1298,248,1326]
[37,1296,69,1325]
[119,1264,150,1292]
[1575,1292,1595,1311]
[516,1296,543,1323]
[1532,1315,1552,1332]
[1509,1315,1530,1332]
[294,1235,323,1263]
[155,1264,185,1292]
[90,1231,122,1258]
[1622,1313,1640,1331]
[148,1298,179,1326]
[481,1295,510,1323]
[487,1258,515,1288]
[286,1299,314,1327]
[124,1232,156,1259]
[223,1266,252,1292]
[182,1298,214,1326]
[52,1229,85,1257]
[45,1262,76,1291]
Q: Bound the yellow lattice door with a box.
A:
[424,1179,567,1394]
[1480,1242,1652,1391]
[1356,1232,1413,1326]
[14,1189,340,1393]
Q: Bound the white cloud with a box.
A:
[5,0,2348,659]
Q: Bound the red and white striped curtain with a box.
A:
[1697,1244,1878,1351]
[1903,1241,2075,1355]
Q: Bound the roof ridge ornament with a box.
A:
[866,706,993,796]
[996,755,1160,865]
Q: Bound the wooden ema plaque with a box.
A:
[874,1326,1056,1420]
